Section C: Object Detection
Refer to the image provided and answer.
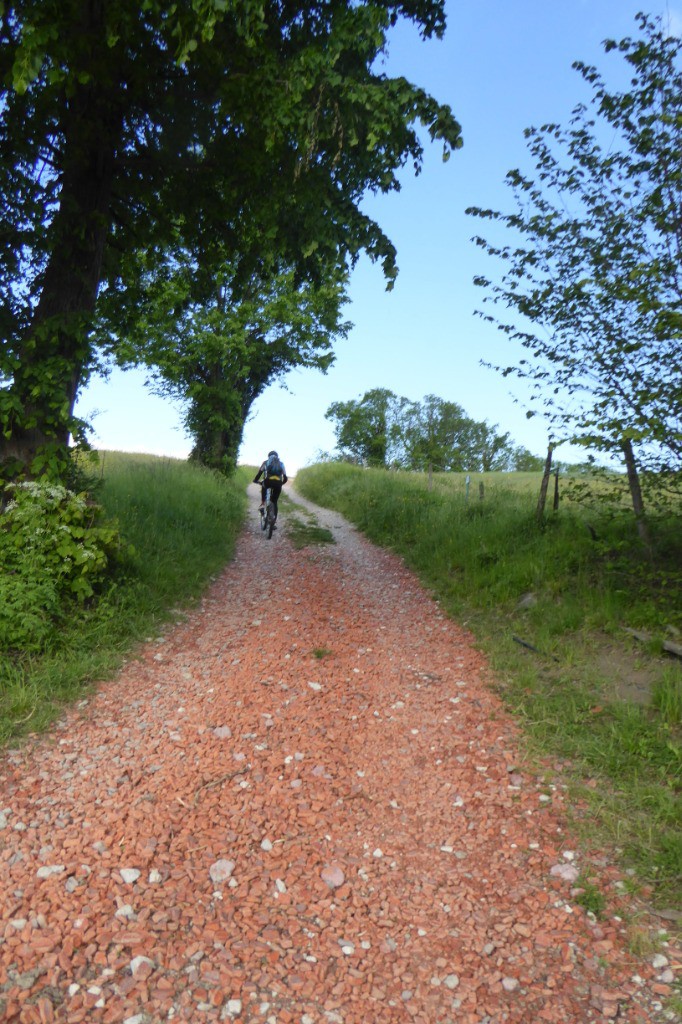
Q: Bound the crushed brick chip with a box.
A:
[0,485,674,1023]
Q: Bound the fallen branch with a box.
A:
[623,627,682,660]
[512,635,560,663]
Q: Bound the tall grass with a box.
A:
[295,462,682,906]
[0,453,249,743]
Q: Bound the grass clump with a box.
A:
[280,494,335,549]
[295,461,682,907]
[0,453,249,744]
[574,874,608,918]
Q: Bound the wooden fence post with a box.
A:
[621,438,650,545]
[536,444,554,523]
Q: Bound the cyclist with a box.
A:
[254,450,288,523]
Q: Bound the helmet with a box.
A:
[268,450,278,457]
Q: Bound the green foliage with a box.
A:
[295,461,682,903]
[1,0,462,481]
[106,263,351,474]
[0,481,128,652]
[0,454,248,743]
[325,390,529,471]
[467,13,682,481]
[651,668,682,726]
[326,388,407,467]
[574,875,607,918]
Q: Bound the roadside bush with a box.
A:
[0,482,128,652]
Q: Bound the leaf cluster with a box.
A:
[0,481,129,652]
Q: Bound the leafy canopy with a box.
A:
[0,0,462,480]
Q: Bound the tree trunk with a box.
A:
[1,2,123,479]
[536,444,554,523]
[621,438,650,544]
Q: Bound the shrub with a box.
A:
[0,482,128,652]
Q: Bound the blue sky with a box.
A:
[75,1,680,474]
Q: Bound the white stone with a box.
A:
[502,977,519,992]
[209,859,235,884]
[148,869,162,884]
[550,863,579,883]
[36,864,65,878]
[119,868,141,884]
[444,974,459,990]
[130,956,154,976]
[652,954,670,969]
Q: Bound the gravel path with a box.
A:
[0,484,675,1024]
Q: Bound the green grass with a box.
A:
[0,453,249,744]
[295,461,682,908]
[279,493,335,549]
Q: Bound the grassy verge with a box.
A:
[0,453,249,744]
[295,462,682,910]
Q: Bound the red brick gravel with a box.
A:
[0,485,676,1023]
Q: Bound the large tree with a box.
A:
[102,253,351,473]
[326,388,408,466]
[402,394,515,473]
[0,0,462,483]
[467,13,682,519]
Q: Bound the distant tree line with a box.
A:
[324,388,554,473]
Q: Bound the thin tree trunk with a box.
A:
[536,444,554,523]
[621,438,650,544]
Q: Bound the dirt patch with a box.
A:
[592,641,668,706]
[0,485,674,1023]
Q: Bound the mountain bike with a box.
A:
[260,487,277,539]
